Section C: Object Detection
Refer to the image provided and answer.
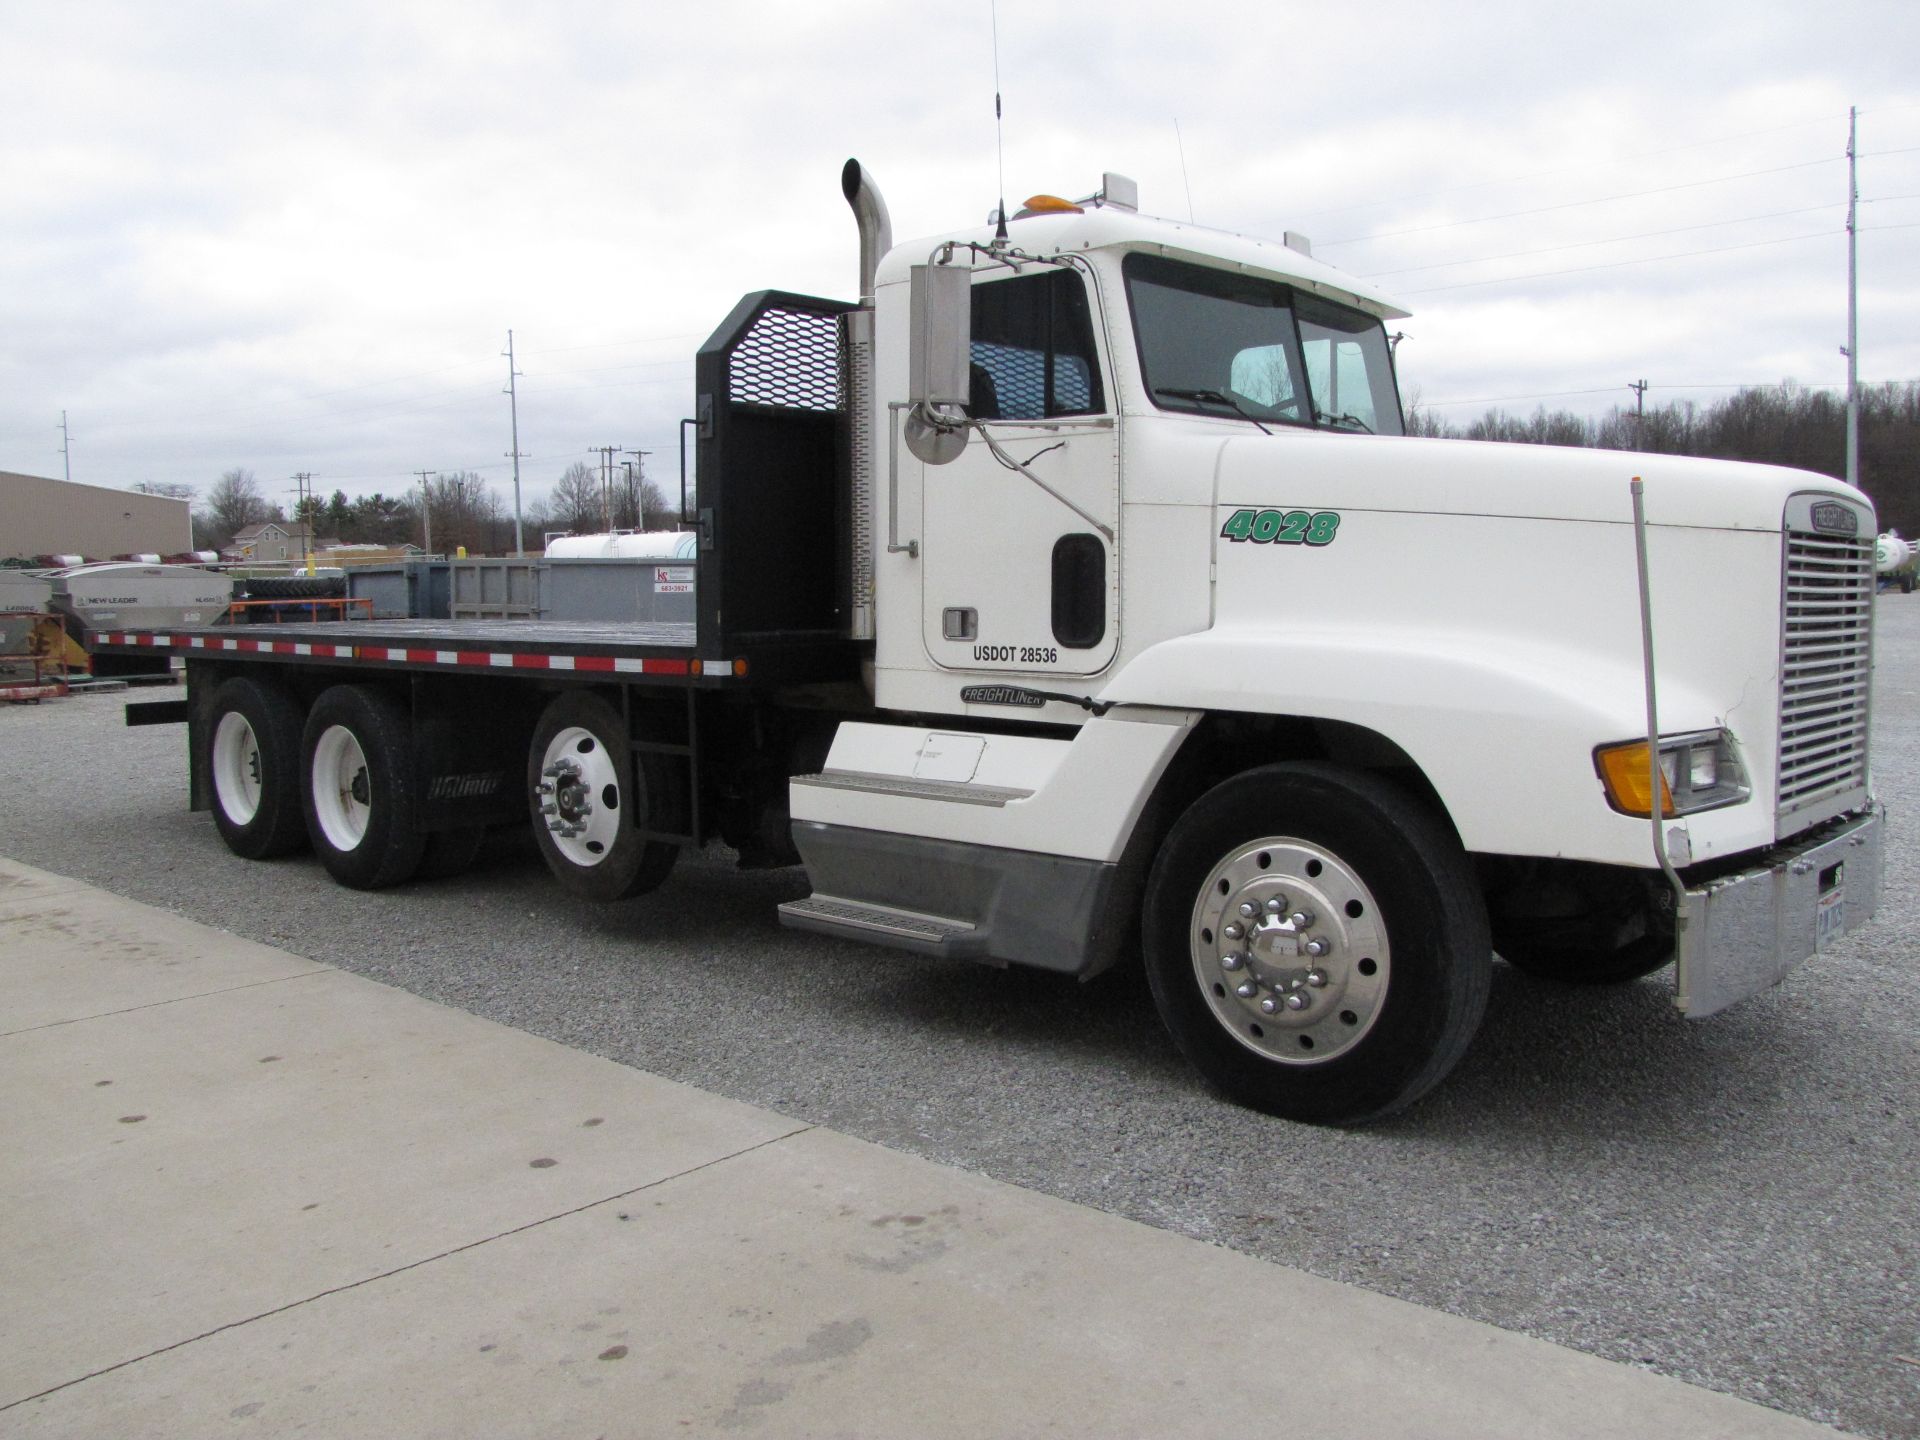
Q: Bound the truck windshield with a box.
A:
[1123,253,1404,436]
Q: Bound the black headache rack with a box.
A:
[690,289,866,686]
[97,291,868,693]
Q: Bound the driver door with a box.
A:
[920,265,1119,679]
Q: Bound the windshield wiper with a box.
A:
[1154,387,1272,435]
[1313,407,1374,434]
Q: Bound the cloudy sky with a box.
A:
[4,0,1916,521]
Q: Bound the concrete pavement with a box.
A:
[0,856,1855,1438]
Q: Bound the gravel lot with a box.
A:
[5,600,1918,1438]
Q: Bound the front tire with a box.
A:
[527,691,682,902]
[300,685,425,889]
[1144,763,1491,1125]
[206,677,308,859]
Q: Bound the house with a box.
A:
[224,521,316,565]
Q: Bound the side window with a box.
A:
[969,269,1104,421]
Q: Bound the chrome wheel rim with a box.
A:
[1188,836,1390,1065]
[311,724,372,852]
[212,711,263,825]
[536,726,620,867]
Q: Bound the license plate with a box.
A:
[1816,869,1846,951]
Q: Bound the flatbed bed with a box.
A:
[89,619,736,683]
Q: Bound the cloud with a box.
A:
[1,0,1915,500]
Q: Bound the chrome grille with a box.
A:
[1779,528,1873,826]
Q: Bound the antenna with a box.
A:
[1174,118,1195,222]
[990,0,1008,246]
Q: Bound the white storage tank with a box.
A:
[544,530,697,560]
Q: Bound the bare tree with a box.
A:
[640,478,677,530]
[548,461,604,535]
[421,471,502,555]
[199,469,268,549]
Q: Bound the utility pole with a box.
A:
[414,469,435,556]
[595,446,624,532]
[290,472,315,569]
[503,329,527,555]
[1844,106,1860,489]
[58,411,73,482]
[1628,379,1650,450]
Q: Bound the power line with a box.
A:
[1318,156,1840,248]
[519,332,701,357]
[1292,111,1857,223]
[1418,378,1920,410]
[1417,387,1627,408]
[1360,201,1847,279]
[1396,227,1837,296]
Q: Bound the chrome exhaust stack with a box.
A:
[842,159,892,306]
[841,160,891,652]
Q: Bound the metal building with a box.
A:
[0,471,193,561]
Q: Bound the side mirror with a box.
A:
[909,263,971,407]
[907,263,971,465]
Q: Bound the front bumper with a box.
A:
[1674,806,1883,1018]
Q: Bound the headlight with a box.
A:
[1595,729,1750,818]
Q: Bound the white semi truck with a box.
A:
[111,162,1883,1123]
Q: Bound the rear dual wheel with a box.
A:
[207,678,483,884]
[301,685,427,889]
[206,677,308,858]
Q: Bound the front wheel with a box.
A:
[1144,763,1491,1125]
[300,685,425,889]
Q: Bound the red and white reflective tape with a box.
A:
[94,632,708,678]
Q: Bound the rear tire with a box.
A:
[245,576,345,600]
[1144,763,1491,1125]
[300,685,425,889]
[206,677,307,859]
[527,691,682,902]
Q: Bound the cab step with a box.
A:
[791,770,1033,808]
[777,894,983,957]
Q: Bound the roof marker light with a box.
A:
[1019,194,1084,216]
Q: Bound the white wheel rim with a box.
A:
[212,711,263,825]
[536,725,622,867]
[311,724,372,852]
[1189,836,1391,1066]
